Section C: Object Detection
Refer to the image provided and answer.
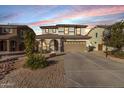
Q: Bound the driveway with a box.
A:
[64,52,124,88]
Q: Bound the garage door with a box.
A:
[64,41,86,53]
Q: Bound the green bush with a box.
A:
[24,54,48,70]
[113,51,124,58]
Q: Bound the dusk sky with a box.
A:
[0,5,124,34]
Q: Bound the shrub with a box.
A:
[113,51,124,57]
[88,46,95,52]
[24,54,48,70]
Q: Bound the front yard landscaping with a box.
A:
[103,21,124,59]
[111,51,124,59]
[24,54,48,70]
[0,55,65,88]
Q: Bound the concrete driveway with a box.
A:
[64,52,124,88]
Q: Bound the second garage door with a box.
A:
[64,41,86,53]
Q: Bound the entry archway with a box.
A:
[49,39,59,52]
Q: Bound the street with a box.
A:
[64,52,124,88]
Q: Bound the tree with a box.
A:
[24,30,48,70]
[105,21,124,51]
[24,30,36,57]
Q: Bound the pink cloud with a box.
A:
[30,19,60,26]
[30,6,124,26]
[59,6,124,19]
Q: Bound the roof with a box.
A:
[36,34,60,39]
[0,24,27,27]
[0,34,17,40]
[0,24,33,31]
[56,24,88,28]
[36,34,91,39]
[40,26,58,29]
[86,25,108,35]
[62,35,91,39]
[96,25,111,28]
[40,24,88,29]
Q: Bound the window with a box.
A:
[64,27,68,34]
[20,30,24,37]
[96,33,98,38]
[58,27,64,32]
[45,29,49,33]
[9,29,13,33]
[69,27,74,31]
[3,28,10,33]
[76,28,81,35]
[2,28,15,33]
[69,27,74,35]
[52,29,56,33]
[49,29,52,33]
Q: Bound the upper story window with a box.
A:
[49,29,52,33]
[76,28,81,35]
[52,29,56,33]
[3,28,10,33]
[20,30,24,37]
[2,28,13,33]
[9,28,14,33]
[58,27,64,32]
[96,33,98,38]
[69,27,74,32]
[45,29,49,33]
[64,27,69,35]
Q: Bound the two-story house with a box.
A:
[36,24,91,53]
[0,25,34,52]
[87,25,110,51]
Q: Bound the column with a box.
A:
[38,40,41,52]
[58,39,61,53]
[16,40,20,51]
[7,40,10,51]
[40,39,43,54]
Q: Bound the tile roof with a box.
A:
[40,26,58,29]
[56,24,88,28]
[40,24,88,29]
[36,34,91,39]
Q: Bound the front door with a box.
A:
[98,44,103,51]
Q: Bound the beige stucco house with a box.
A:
[36,24,108,53]
[87,26,106,51]
[36,24,91,53]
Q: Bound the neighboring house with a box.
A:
[36,24,91,53]
[87,25,108,51]
[0,25,34,52]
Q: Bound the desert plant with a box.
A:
[24,54,48,70]
[24,30,36,57]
